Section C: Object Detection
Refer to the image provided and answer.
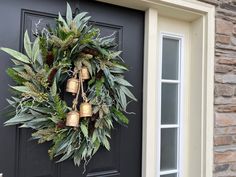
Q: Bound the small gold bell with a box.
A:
[66,111,80,127]
[66,78,79,94]
[81,67,90,80]
[80,102,92,117]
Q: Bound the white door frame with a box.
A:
[98,1,215,177]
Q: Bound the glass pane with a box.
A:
[162,37,180,80]
[160,128,178,171]
[161,173,177,177]
[161,83,178,124]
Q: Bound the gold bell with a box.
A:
[80,102,92,117]
[66,78,79,94]
[66,111,80,127]
[81,67,90,80]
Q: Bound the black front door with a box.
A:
[0,1,144,177]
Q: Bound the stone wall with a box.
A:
[200,0,236,176]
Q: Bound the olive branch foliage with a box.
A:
[0,3,136,168]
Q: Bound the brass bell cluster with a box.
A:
[65,66,92,128]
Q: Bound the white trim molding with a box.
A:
[143,8,159,177]
[97,1,215,177]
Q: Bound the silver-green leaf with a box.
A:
[5,114,35,126]
[115,77,133,87]
[24,30,32,58]
[73,12,88,27]
[58,12,69,30]
[50,79,57,97]
[1,47,30,64]
[66,2,73,25]
[102,136,110,151]
[119,89,127,110]
[10,86,31,93]
[120,86,137,101]
[80,123,88,138]
[32,37,40,62]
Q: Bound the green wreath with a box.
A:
[1,3,136,167]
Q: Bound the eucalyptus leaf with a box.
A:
[1,47,30,64]
[110,68,125,74]
[50,79,57,97]
[32,37,40,62]
[76,140,86,157]
[115,77,133,87]
[37,53,43,66]
[93,139,100,155]
[6,99,15,106]
[29,117,49,123]
[110,51,122,59]
[50,116,60,123]
[57,148,73,162]
[30,107,52,115]
[102,104,109,114]
[99,32,116,43]
[73,156,81,167]
[66,2,73,25]
[55,68,62,83]
[87,147,93,157]
[58,12,69,30]
[10,86,31,93]
[95,118,102,129]
[80,123,88,138]
[102,136,110,151]
[92,130,97,143]
[111,107,129,125]
[55,134,73,154]
[73,12,88,26]
[99,109,104,119]
[103,68,114,87]
[12,65,24,72]
[21,118,49,129]
[82,149,88,160]
[24,30,32,58]
[119,88,127,110]
[112,61,128,71]
[5,113,35,126]
[98,47,109,56]
[120,86,137,101]
[95,79,103,96]
[11,59,22,65]
[93,106,100,114]
[30,110,42,116]
[77,16,91,30]
[11,97,20,102]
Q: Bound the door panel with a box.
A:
[0,1,144,177]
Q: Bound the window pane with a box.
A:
[161,83,178,124]
[162,37,179,80]
[161,173,177,177]
[160,128,178,171]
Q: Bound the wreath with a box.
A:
[1,3,136,168]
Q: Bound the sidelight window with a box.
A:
[159,34,183,177]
